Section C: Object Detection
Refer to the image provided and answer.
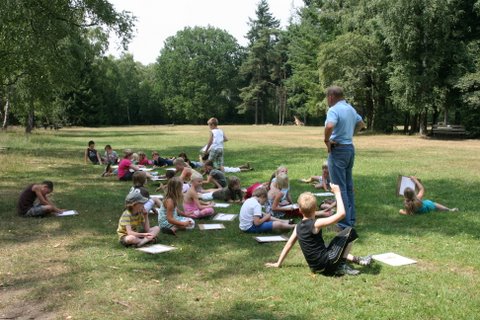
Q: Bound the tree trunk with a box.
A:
[25,97,35,133]
[419,110,428,135]
[2,97,9,130]
[403,113,409,134]
[254,96,258,125]
[443,105,448,124]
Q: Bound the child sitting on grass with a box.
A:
[84,140,103,165]
[138,151,153,166]
[183,173,215,218]
[118,149,155,181]
[158,177,195,235]
[239,187,295,233]
[300,162,331,190]
[104,145,119,165]
[203,160,228,188]
[130,171,161,214]
[117,189,160,247]
[265,186,372,276]
[400,176,458,215]
[268,173,301,218]
[17,181,64,217]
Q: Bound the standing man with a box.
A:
[324,86,365,229]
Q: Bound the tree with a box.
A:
[0,0,134,132]
[238,0,280,124]
[155,26,243,124]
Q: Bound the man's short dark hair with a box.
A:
[88,140,95,146]
[326,86,344,99]
[42,180,54,191]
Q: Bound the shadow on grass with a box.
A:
[52,130,173,138]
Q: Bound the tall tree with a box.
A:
[155,26,243,124]
[238,0,280,124]
[0,0,134,132]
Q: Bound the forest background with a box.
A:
[1,0,479,136]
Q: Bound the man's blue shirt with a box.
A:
[325,100,362,144]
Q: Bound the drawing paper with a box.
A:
[313,192,334,197]
[372,252,417,266]
[198,224,225,230]
[57,210,78,217]
[213,213,238,221]
[214,203,230,208]
[281,204,299,210]
[136,244,177,254]
[255,235,288,243]
[397,176,416,196]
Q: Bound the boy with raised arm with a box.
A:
[266,184,372,276]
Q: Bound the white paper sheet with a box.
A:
[281,204,299,210]
[151,176,167,181]
[398,176,415,196]
[214,203,230,208]
[213,213,238,221]
[313,192,334,197]
[198,224,225,230]
[57,210,78,217]
[255,235,288,243]
[372,252,417,266]
[165,168,176,172]
[138,167,153,172]
[150,194,164,199]
[136,244,177,254]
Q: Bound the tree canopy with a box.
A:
[1,0,479,136]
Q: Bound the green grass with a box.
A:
[0,125,479,319]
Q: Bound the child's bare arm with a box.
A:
[33,186,62,212]
[253,213,271,226]
[205,133,213,152]
[125,224,151,238]
[411,176,425,199]
[84,149,88,164]
[165,199,189,227]
[314,183,345,230]
[265,228,298,268]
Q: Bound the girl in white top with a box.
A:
[205,117,228,171]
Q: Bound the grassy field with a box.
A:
[0,125,479,320]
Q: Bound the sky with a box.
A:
[107,0,304,65]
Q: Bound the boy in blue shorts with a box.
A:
[239,187,294,233]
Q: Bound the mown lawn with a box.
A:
[0,125,479,320]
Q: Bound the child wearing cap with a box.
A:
[117,189,160,247]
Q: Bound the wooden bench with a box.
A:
[432,124,466,138]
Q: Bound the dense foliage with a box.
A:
[1,0,479,135]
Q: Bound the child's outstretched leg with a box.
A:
[189,208,215,218]
[271,221,295,231]
[435,202,459,212]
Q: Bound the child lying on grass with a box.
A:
[400,176,458,215]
